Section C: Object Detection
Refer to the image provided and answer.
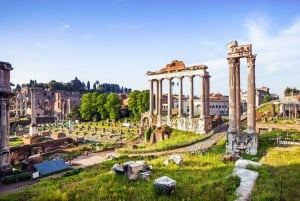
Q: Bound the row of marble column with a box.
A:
[228,54,256,133]
[149,74,210,119]
[279,103,300,119]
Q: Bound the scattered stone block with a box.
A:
[123,161,142,180]
[112,163,124,174]
[140,171,152,180]
[154,176,176,195]
[169,155,183,165]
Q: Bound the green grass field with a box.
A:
[2,130,300,201]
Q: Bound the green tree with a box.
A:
[128,90,149,120]
[80,92,99,121]
[128,90,139,119]
[97,93,108,120]
[263,94,271,103]
[104,93,121,120]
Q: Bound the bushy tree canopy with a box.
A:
[128,90,149,120]
[80,92,122,121]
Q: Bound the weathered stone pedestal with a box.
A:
[226,131,258,156]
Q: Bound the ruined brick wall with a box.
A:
[10,137,75,163]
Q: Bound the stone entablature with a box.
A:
[0,62,13,94]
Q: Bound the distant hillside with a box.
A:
[13,77,132,94]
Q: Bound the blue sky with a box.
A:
[1,0,300,97]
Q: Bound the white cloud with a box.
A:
[244,15,300,95]
[63,23,70,29]
[246,16,300,74]
[108,23,140,29]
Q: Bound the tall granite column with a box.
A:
[235,60,241,131]
[149,80,154,116]
[228,58,238,132]
[189,76,194,118]
[155,80,159,115]
[157,79,162,126]
[167,78,173,124]
[178,77,183,117]
[246,54,257,133]
[205,74,211,116]
[200,75,205,119]
[157,79,162,116]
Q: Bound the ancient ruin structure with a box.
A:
[226,41,258,155]
[15,93,27,117]
[29,87,38,136]
[145,60,211,134]
[0,61,13,175]
[54,91,81,120]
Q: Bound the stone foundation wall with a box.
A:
[256,123,300,133]
[10,137,75,163]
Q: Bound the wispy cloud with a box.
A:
[108,23,140,29]
[63,23,70,29]
[245,15,300,74]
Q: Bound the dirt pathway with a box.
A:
[128,132,225,157]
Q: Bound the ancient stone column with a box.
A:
[168,78,173,118]
[246,54,256,133]
[0,61,13,176]
[157,79,162,116]
[227,58,238,132]
[178,77,183,117]
[29,87,38,136]
[271,104,275,117]
[235,60,241,131]
[15,96,19,118]
[189,76,194,118]
[205,74,211,116]
[155,80,159,115]
[201,75,205,119]
[149,80,154,116]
